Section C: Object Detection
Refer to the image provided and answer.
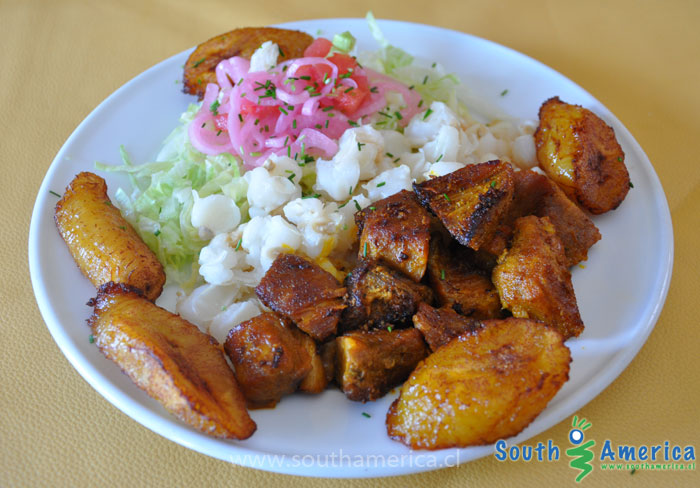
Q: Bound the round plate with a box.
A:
[28,18,673,477]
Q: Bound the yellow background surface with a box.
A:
[2,0,698,486]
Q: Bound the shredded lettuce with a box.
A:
[331,31,356,54]
[96,104,247,289]
[362,12,470,119]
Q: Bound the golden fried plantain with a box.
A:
[298,336,329,394]
[355,190,432,282]
[224,312,319,408]
[412,303,481,352]
[492,216,584,339]
[255,253,346,341]
[183,27,314,99]
[341,260,434,331]
[426,234,502,319]
[386,318,571,449]
[535,97,630,214]
[88,282,256,439]
[413,161,514,250]
[335,328,428,402]
[55,172,165,301]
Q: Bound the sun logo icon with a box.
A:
[566,416,595,482]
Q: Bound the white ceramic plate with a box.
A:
[29,18,673,477]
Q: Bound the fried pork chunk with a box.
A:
[341,260,434,331]
[412,303,481,352]
[55,172,165,301]
[426,234,502,319]
[335,328,428,402]
[413,161,514,251]
[88,282,255,439]
[492,216,584,339]
[224,312,322,408]
[183,27,313,99]
[386,318,571,449]
[355,190,431,282]
[255,253,346,341]
[535,97,630,214]
[480,170,601,267]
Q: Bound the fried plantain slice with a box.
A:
[413,161,514,250]
[426,234,502,319]
[386,318,571,449]
[255,253,346,342]
[355,190,432,282]
[341,260,434,331]
[492,216,584,339]
[335,328,428,402]
[224,312,316,408]
[55,172,165,301]
[88,282,256,439]
[535,97,630,214]
[183,27,314,99]
[412,303,481,352]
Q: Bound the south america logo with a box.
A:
[566,416,595,482]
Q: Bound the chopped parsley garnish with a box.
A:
[629,181,634,188]
[385,152,394,158]
[192,58,206,68]
[436,154,443,162]
[216,129,222,136]
[354,200,361,211]
[376,182,386,187]
[238,113,243,122]
[422,75,429,85]
[347,120,359,127]
[443,193,451,202]
[394,111,403,120]
[357,142,365,151]
[209,100,220,115]
[423,108,433,120]
[49,190,61,198]
[362,412,371,418]
[235,238,242,251]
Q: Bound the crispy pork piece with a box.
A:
[412,303,481,352]
[55,172,165,301]
[492,216,584,339]
[255,253,346,341]
[537,175,601,266]
[479,169,601,267]
[335,328,428,402]
[183,27,313,99]
[341,260,434,331]
[535,97,630,214]
[426,234,502,319]
[224,312,317,408]
[88,282,255,439]
[355,190,431,282]
[298,338,329,394]
[413,160,515,250]
[386,318,571,449]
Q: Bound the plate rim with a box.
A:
[28,17,674,478]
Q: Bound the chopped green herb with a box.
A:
[119,225,126,231]
[278,46,285,58]
[418,99,424,108]
[362,412,371,418]
[250,151,262,157]
[436,154,443,162]
[431,62,437,68]
[490,180,496,188]
[394,111,403,120]
[209,100,220,115]
[344,86,355,93]
[443,193,451,202]
[322,106,334,112]
[370,86,378,93]
[292,119,297,129]
[154,229,161,236]
[254,118,260,126]
[387,326,393,332]
[357,142,365,151]
[342,223,348,230]
[376,182,386,187]
[216,129,222,136]
[500,89,509,96]
[422,75,429,85]
[347,120,358,127]
[629,181,634,188]
[287,172,296,182]
[618,156,623,162]
[393,157,401,163]
[423,108,433,120]
[354,200,361,211]
[440,269,445,280]
[338,201,348,209]
[192,58,206,68]
[49,190,61,198]
[299,75,311,81]
[88,334,95,344]
[302,193,321,199]
[201,122,206,128]
[278,106,288,115]
[363,241,368,257]
[385,152,394,158]
[238,113,243,122]
[369,206,376,211]
[325,120,329,128]
[235,238,242,251]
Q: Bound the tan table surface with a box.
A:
[2,0,698,486]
